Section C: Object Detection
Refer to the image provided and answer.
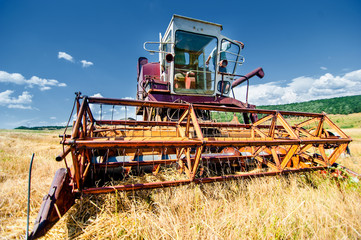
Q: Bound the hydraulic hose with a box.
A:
[26,153,35,240]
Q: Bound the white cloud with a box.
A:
[0,70,66,91]
[0,90,32,109]
[50,116,57,120]
[124,96,135,100]
[58,52,94,68]
[91,93,103,98]
[8,104,32,109]
[3,117,38,129]
[0,71,26,84]
[58,51,74,62]
[87,94,137,120]
[320,66,327,70]
[81,60,94,68]
[234,69,361,106]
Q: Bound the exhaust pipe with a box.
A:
[232,67,264,89]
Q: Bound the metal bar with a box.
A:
[253,114,274,127]
[323,115,349,138]
[315,116,324,137]
[276,112,298,139]
[87,97,324,117]
[268,115,277,137]
[93,155,262,168]
[63,138,351,150]
[178,108,190,124]
[185,112,191,137]
[191,146,204,179]
[88,97,191,110]
[296,117,320,128]
[186,148,192,172]
[80,150,85,179]
[328,144,348,165]
[177,147,186,174]
[89,121,95,138]
[296,127,314,138]
[189,106,204,140]
[82,104,87,138]
[55,147,71,162]
[205,138,351,147]
[299,144,313,154]
[64,139,204,148]
[86,103,95,123]
[95,120,295,130]
[71,97,88,139]
[71,150,81,190]
[271,147,281,169]
[95,120,177,127]
[280,145,299,169]
[76,96,80,117]
[183,148,192,178]
[82,150,92,181]
[318,145,329,164]
[252,126,268,138]
[82,166,327,194]
[254,155,278,170]
[191,104,323,117]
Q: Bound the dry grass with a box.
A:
[329,113,361,129]
[0,128,361,239]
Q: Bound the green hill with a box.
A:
[258,95,361,114]
[14,126,66,130]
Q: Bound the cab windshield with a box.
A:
[173,31,217,95]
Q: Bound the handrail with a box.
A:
[218,50,245,65]
[143,41,174,54]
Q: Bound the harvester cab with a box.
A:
[156,15,243,96]
[138,15,262,110]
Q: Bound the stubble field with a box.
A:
[0,127,361,239]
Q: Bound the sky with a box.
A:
[0,0,360,129]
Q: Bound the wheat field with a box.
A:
[0,127,361,239]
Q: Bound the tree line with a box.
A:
[258,95,361,114]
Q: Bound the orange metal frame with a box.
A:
[57,95,351,194]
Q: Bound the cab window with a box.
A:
[173,31,217,95]
[219,39,240,74]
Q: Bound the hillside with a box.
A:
[258,94,361,114]
[15,126,65,130]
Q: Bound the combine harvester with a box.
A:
[29,15,354,239]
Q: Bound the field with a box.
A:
[0,125,361,239]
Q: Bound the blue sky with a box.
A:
[0,0,360,129]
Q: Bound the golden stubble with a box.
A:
[0,129,360,239]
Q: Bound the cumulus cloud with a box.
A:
[91,93,103,98]
[123,96,135,100]
[58,51,94,68]
[58,51,74,62]
[320,66,327,70]
[88,93,136,120]
[0,90,32,109]
[8,104,32,109]
[0,70,67,91]
[81,60,94,68]
[234,69,361,106]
